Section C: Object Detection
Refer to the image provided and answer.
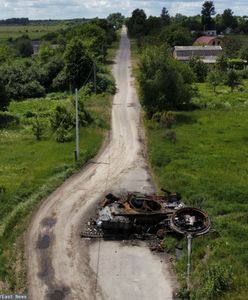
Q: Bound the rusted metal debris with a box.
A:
[81,190,211,239]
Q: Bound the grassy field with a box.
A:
[192,81,248,109]
[0,24,68,43]
[145,87,248,299]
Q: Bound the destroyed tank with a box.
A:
[94,190,211,237]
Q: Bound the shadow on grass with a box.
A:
[105,60,116,65]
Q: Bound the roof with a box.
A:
[174,46,222,51]
[194,36,219,44]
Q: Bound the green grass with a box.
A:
[193,81,248,109]
[146,109,248,299]
[0,24,68,43]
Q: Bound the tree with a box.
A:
[189,57,208,82]
[226,70,240,92]
[239,45,248,61]
[222,36,243,58]
[38,43,55,63]
[201,1,216,30]
[0,78,9,111]
[207,70,222,93]
[138,45,193,117]
[222,9,238,29]
[31,116,44,140]
[107,13,125,29]
[146,16,162,34]
[127,9,147,38]
[161,7,170,25]
[64,38,93,90]
[67,23,107,61]
[15,37,33,57]
[159,24,192,47]
[216,54,228,72]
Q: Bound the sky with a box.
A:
[0,0,248,20]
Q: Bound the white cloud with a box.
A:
[0,0,247,19]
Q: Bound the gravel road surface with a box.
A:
[27,27,175,300]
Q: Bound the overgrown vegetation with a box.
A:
[146,108,248,300]
[138,45,194,117]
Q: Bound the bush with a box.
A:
[52,69,69,92]
[0,112,19,128]
[193,263,233,299]
[21,81,45,98]
[23,111,36,118]
[50,105,74,132]
[31,117,45,140]
[96,73,116,94]
[0,78,9,110]
[160,111,176,128]
[15,37,33,57]
[164,130,176,143]
[189,57,208,82]
[55,126,73,143]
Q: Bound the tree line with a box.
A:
[0,16,124,111]
[127,1,248,37]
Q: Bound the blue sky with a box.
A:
[0,0,248,20]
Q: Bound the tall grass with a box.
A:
[146,109,248,299]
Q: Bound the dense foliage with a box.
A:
[0,19,117,108]
[138,46,194,117]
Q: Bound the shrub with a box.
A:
[193,264,233,299]
[55,126,73,143]
[31,117,45,140]
[160,111,176,128]
[0,78,9,111]
[96,73,116,94]
[207,71,223,93]
[164,130,177,143]
[189,56,208,82]
[21,80,46,98]
[0,112,19,128]
[50,105,74,132]
[24,111,36,118]
[52,69,69,92]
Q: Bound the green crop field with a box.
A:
[0,23,68,43]
[145,82,248,299]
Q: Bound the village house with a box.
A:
[173,45,223,64]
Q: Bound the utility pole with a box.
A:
[93,62,97,93]
[75,88,79,161]
[186,234,193,290]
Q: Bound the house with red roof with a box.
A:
[194,36,222,46]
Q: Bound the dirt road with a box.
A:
[27,27,175,300]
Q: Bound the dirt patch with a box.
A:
[47,287,70,300]
[37,235,51,250]
[41,218,56,228]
